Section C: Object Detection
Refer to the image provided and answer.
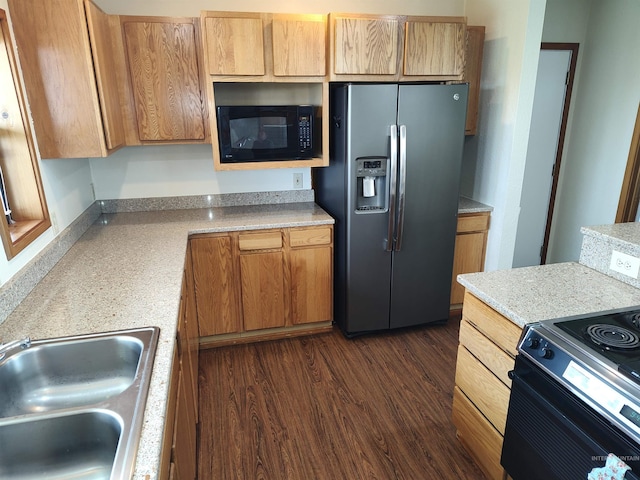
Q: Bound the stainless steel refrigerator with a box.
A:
[315,83,468,336]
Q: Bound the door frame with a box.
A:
[615,103,640,223]
[540,42,579,264]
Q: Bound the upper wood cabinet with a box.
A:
[272,15,326,77]
[204,15,265,76]
[201,11,327,81]
[121,17,207,142]
[403,18,465,77]
[332,14,400,76]
[329,13,466,82]
[7,0,124,158]
[463,26,485,136]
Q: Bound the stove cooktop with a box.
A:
[553,308,640,383]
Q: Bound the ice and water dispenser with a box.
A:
[354,157,389,213]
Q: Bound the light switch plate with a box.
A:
[610,250,640,278]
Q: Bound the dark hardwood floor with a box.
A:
[197,316,485,479]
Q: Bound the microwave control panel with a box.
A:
[298,115,312,151]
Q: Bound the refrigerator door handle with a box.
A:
[386,125,398,252]
[395,125,407,251]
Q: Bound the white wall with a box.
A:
[546,0,640,262]
[462,0,547,270]
[90,145,311,198]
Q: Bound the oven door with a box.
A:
[502,355,640,480]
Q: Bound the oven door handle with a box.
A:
[508,370,515,380]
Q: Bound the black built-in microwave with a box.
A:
[216,105,319,163]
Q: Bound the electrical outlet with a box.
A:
[293,173,303,189]
[609,250,640,278]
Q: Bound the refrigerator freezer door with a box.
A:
[343,83,399,334]
[389,84,468,329]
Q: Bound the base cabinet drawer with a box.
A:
[452,387,505,480]
[455,345,510,434]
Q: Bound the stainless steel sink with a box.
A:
[0,327,159,480]
[0,410,122,480]
[0,334,143,417]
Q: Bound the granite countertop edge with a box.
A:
[458,262,640,329]
[458,196,493,214]
[0,202,334,480]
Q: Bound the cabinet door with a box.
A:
[204,16,264,76]
[290,246,332,324]
[190,236,241,336]
[272,15,326,77]
[182,243,199,421]
[451,231,486,305]
[240,251,286,331]
[403,20,465,77]
[464,26,485,135]
[333,15,399,75]
[172,367,196,480]
[85,0,125,149]
[7,0,115,158]
[123,20,205,141]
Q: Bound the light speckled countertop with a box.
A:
[458,262,640,328]
[0,202,333,480]
[458,196,493,214]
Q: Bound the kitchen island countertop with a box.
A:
[0,202,334,480]
[458,261,640,328]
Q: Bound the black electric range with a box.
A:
[519,306,640,446]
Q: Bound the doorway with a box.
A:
[513,43,579,267]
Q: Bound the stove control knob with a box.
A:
[526,337,540,349]
[539,346,554,359]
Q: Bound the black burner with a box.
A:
[586,323,640,350]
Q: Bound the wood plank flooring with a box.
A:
[197,316,485,479]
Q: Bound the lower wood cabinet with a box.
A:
[451,211,490,308]
[189,225,333,346]
[452,291,522,480]
[160,243,199,480]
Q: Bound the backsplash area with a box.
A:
[579,223,640,289]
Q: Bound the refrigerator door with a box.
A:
[343,83,399,334]
[389,84,468,329]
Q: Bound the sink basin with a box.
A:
[0,410,122,480]
[0,335,143,417]
[0,327,159,480]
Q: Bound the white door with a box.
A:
[513,49,572,268]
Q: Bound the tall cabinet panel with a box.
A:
[7,0,123,158]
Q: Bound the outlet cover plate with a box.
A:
[610,250,640,278]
